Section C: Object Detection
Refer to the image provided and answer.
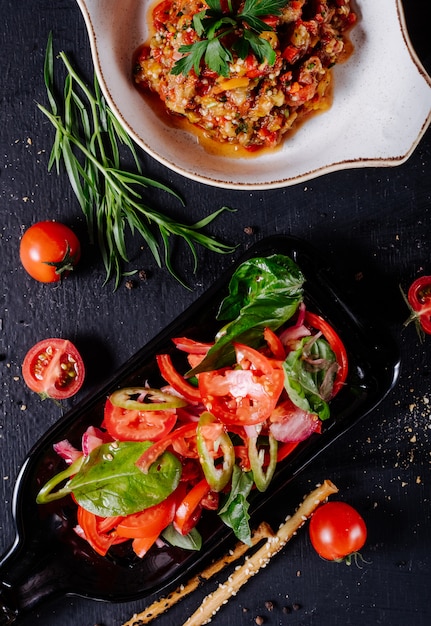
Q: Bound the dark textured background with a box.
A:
[1,1,431,624]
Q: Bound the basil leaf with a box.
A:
[282,336,337,420]
[218,466,254,545]
[161,524,202,551]
[69,441,182,517]
[190,254,304,374]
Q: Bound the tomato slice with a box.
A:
[103,398,177,442]
[116,490,178,538]
[198,344,284,425]
[304,312,348,396]
[22,338,85,400]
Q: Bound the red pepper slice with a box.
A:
[304,312,349,396]
[196,412,235,491]
[174,478,211,536]
[157,353,202,404]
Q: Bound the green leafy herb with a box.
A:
[36,441,182,517]
[218,465,254,544]
[282,335,338,420]
[189,254,304,374]
[172,0,287,77]
[161,524,202,550]
[38,34,235,288]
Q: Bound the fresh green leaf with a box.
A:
[69,441,182,517]
[243,29,276,65]
[189,254,304,373]
[161,524,202,550]
[240,0,287,19]
[218,465,254,545]
[171,0,284,76]
[205,38,233,77]
[282,335,338,420]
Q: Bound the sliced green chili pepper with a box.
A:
[36,455,84,504]
[248,434,278,492]
[109,387,187,411]
[197,412,235,492]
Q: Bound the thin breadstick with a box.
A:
[122,522,274,626]
[182,479,338,626]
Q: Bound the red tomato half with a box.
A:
[20,221,81,283]
[198,344,284,425]
[103,398,177,441]
[309,501,367,561]
[22,338,85,400]
[407,276,431,334]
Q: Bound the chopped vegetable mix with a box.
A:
[37,254,348,558]
[134,0,357,150]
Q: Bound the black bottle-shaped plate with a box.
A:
[0,236,400,624]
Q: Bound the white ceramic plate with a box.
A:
[76,0,431,189]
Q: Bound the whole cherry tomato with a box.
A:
[20,221,81,283]
[22,338,85,400]
[309,501,367,562]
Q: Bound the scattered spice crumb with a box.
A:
[244,226,255,235]
[125,280,136,290]
[292,602,302,611]
[138,269,148,281]
[255,616,264,625]
[264,600,274,611]
[282,606,292,614]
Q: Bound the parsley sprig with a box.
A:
[172,0,287,77]
[38,35,235,289]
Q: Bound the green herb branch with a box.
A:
[172,0,287,77]
[38,34,235,288]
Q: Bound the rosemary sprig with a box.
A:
[172,0,287,77]
[38,34,235,288]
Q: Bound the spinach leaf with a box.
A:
[69,441,182,517]
[218,465,254,545]
[190,254,304,374]
[282,335,338,420]
[161,524,202,551]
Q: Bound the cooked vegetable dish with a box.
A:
[133,0,357,151]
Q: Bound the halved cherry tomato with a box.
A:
[198,344,284,425]
[406,276,431,334]
[22,338,85,400]
[156,353,201,404]
[20,221,80,283]
[309,501,367,562]
[103,398,177,442]
[304,312,348,396]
